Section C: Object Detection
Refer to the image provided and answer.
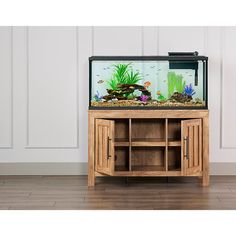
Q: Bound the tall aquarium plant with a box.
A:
[167,72,186,97]
[107,63,141,91]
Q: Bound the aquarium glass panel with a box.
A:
[90,58,207,109]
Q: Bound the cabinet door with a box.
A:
[181,119,202,175]
[95,119,114,175]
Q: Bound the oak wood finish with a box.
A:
[0,176,235,210]
[181,119,202,176]
[95,119,114,175]
[88,110,209,187]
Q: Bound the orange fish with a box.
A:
[144,81,151,88]
[156,90,161,95]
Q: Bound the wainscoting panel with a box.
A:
[0,27,12,148]
[27,27,78,148]
[221,27,236,148]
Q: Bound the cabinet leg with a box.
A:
[202,173,209,187]
[88,174,95,187]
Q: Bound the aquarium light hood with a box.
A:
[168,52,199,86]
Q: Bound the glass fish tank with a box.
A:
[89,54,208,109]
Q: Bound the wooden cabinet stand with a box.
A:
[88,110,209,187]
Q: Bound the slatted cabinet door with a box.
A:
[181,119,202,176]
[95,119,115,175]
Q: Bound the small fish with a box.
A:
[144,81,151,88]
[107,67,110,69]
[103,68,106,70]
[150,66,155,69]
[157,69,161,71]
[145,74,149,76]
[136,69,140,72]
[156,90,161,96]
[96,74,100,77]
[189,74,193,77]
[163,80,166,83]
[97,80,104,84]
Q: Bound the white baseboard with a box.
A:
[0,162,235,175]
[0,163,88,175]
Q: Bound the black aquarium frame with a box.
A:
[89,56,208,110]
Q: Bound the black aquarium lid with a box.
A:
[89,55,208,61]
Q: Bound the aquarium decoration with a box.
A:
[183,83,196,97]
[167,72,186,97]
[93,90,103,102]
[89,54,208,109]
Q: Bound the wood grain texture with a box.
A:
[89,110,209,186]
[88,115,95,187]
[202,115,209,186]
[89,110,209,119]
[95,119,114,175]
[0,175,235,210]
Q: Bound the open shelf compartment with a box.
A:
[114,119,130,146]
[167,118,181,146]
[168,147,181,171]
[131,119,166,146]
[114,147,129,171]
[112,118,183,173]
[131,146,165,172]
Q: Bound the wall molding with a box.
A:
[0,26,13,149]
[25,27,79,149]
[0,162,235,175]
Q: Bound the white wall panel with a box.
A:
[27,27,78,148]
[159,27,206,55]
[206,27,222,162]
[221,27,236,148]
[142,26,159,55]
[77,26,92,162]
[0,27,12,148]
[93,26,142,55]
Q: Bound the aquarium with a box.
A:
[89,55,208,109]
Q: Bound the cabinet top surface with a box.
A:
[88,109,209,118]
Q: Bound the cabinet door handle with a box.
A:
[107,137,112,160]
[184,137,189,160]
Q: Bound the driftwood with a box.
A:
[103,84,151,101]
[169,92,192,103]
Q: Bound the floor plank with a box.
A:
[0,175,235,210]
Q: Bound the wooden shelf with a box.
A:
[131,138,166,147]
[168,139,181,147]
[115,138,129,147]
[115,138,181,147]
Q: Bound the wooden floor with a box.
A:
[0,175,236,210]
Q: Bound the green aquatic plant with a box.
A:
[107,63,141,91]
[107,63,130,90]
[167,72,186,97]
[107,77,119,90]
[113,63,130,84]
[126,70,141,84]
